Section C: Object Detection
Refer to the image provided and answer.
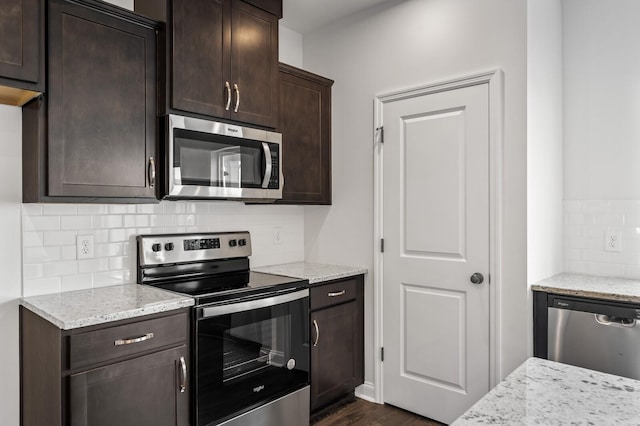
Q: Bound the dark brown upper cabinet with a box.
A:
[278,63,333,204]
[136,0,279,129]
[0,0,44,106]
[22,0,159,202]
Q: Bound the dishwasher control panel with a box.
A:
[550,296,640,320]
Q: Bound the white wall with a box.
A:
[0,105,23,426]
[527,0,563,284]
[562,0,640,278]
[564,0,640,201]
[302,0,528,393]
[279,24,303,68]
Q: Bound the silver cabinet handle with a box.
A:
[225,81,231,111]
[148,157,156,189]
[179,356,187,393]
[233,83,240,112]
[313,320,319,347]
[114,332,154,346]
[328,290,346,297]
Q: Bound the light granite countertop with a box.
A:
[452,357,640,425]
[532,273,640,303]
[253,261,367,284]
[21,284,194,330]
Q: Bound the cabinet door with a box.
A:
[69,346,189,426]
[311,301,362,411]
[0,0,41,84]
[47,0,157,198]
[229,0,278,128]
[171,0,230,118]
[278,65,333,204]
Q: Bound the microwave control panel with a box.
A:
[268,145,279,189]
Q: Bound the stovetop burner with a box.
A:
[137,232,307,304]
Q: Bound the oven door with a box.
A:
[166,114,282,201]
[195,289,309,426]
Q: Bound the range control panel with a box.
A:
[138,231,252,266]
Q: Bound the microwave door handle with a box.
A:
[261,142,272,188]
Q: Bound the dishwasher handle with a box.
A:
[594,314,637,328]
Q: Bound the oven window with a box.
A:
[174,131,264,188]
[196,297,309,426]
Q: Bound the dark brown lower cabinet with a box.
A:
[69,346,188,426]
[20,307,190,426]
[310,275,364,412]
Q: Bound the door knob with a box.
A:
[470,273,484,285]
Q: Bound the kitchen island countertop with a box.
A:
[531,273,640,303]
[253,261,367,284]
[452,357,640,425]
[21,284,194,330]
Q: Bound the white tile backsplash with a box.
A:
[564,200,640,279]
[22,201,305,296]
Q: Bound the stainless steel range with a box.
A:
[137,231,310,426]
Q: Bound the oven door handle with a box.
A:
[200,288,309,318]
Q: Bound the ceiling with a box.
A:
[281,0,391,34]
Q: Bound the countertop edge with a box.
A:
[20,297,195,330]
[253,261,368,284]
[531,272,640,303]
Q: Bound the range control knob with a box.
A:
[229,239,237,247]
[165,242,174,251]
[238,239,247,247]
[151,243,162,252]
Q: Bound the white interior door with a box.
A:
[382,82,490,424]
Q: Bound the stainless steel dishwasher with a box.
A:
[548,295,640,380]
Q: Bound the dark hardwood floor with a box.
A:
[311,399,445,426]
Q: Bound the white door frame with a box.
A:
[372,69,505,404]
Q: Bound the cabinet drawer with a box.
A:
[68,312,188,370]
[310,278,358,311]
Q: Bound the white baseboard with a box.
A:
[355,381,379,403]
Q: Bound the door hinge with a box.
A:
[380,238,384,253]
[376,126,384,144]
[381,347,384,362]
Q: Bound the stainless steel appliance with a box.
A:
[137,232,309,426]
[164,114,283,201]
[547,294,640,380]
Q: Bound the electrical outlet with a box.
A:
[76,234,95,259]
[605,231,622,252]
[273,227,282,245]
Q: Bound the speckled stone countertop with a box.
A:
[253,262,367,284]
[452,357,640,425]
[531,273,640,303]
[21,284,194,330]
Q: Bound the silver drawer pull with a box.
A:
[328,290,346,297]
[114,333,154,346]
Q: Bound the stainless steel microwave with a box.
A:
[164,115,283,201]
